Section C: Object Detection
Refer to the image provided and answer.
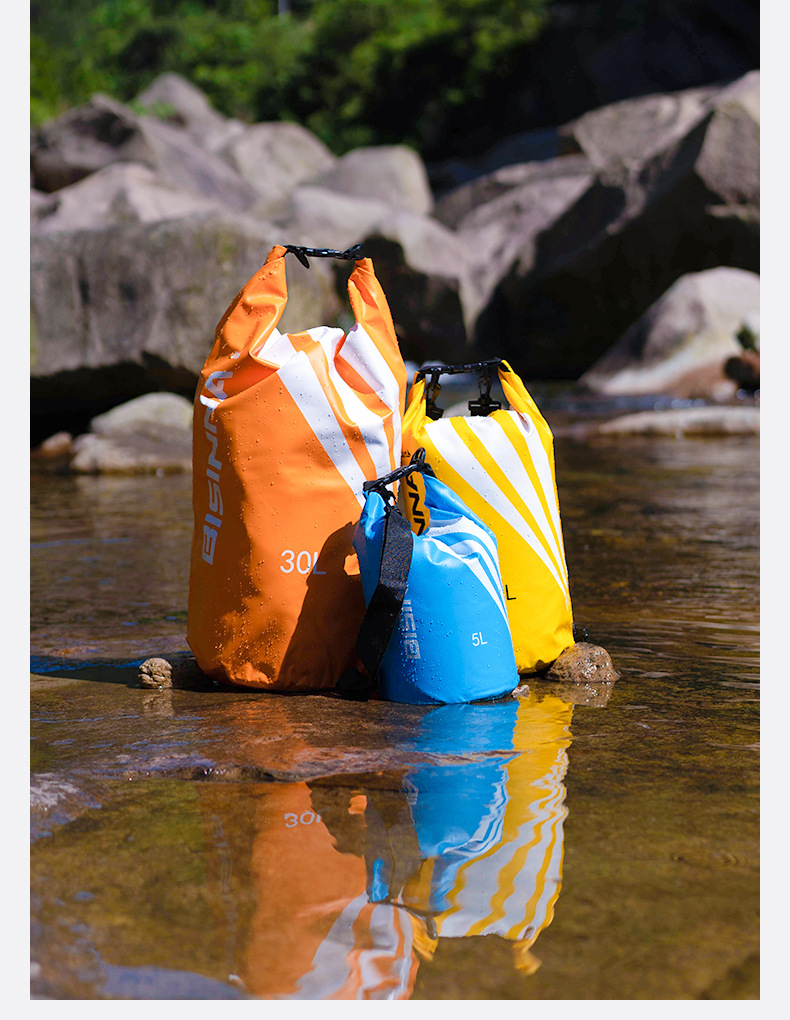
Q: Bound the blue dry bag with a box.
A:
[338,450,519,704]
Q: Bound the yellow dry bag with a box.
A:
[401,359,574,674]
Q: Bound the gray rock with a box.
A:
[597,406,760,437]
[30,211,341,404]
[133,72,246,153]
[31,94,259,213]
[433,154,593,229]
[306,144,434,215]
[474,72,760,377]
[556,85,718,172]
[275,188,483,362]
[219,121,337,214]
[31,162,226,235]
[454,157,595,316]
[89,391,193,438]
[358,212,484,363]
[31,188,58,223]
[580,267,760,399]
[70,431,192,475]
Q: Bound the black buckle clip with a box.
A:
[284,243,365,268]
[415,359,503,418]
[468,370,502,416]
[362,448,434,502]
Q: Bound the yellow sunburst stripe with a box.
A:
[451,791,551,938]
[503,809,565,942]
[451,418,569,594]
[495,411,568,585]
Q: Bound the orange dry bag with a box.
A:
[187,243,407,689]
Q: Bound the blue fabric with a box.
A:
[354,474,519,704]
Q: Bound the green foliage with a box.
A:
[31,0,551,154]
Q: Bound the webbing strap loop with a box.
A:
[337,449,435,701]
[336,504,414,701]
[284,243,364,268]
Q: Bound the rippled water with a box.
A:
[30,426,759,999]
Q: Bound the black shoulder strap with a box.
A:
[336,501,413,701]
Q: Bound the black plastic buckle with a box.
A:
[362,448,434,501]
[284,243,364,268]
[468,370,502,416]
[415,359,503,418]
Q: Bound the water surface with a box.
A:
[30,427,759,999]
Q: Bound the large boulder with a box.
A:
[30,211,341,430]
[306,145,434,215]
[30,95,259,212]
[474,71,760,378]
[433,154,593,230]
[30,163,225,235]
[442,155,596,313]
[556,86,719,171]
[274,186,483,363]
[219,121,338,215]
[579,267,760,399]
[133,72,245,153]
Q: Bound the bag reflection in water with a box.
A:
[198,692,573,997]
[364,692,573,971]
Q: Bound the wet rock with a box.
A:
[597,406,760,437]
[32,431,74,459]
[306,144,434,215]
[69,432,192,475]
[138,653,209,689]
[545,642,620,685]
[30,774,102,840]
[579,267,760,400]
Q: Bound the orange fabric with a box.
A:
[242,784,418,1000]
[187,246,406,689]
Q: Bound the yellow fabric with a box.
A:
[402,362,574,673]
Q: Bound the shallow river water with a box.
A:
[30,423,759,1000]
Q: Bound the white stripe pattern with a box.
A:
[438,762,567,939]
[340,323,403,469]
[426,517,510,626]
[277,344,367,507]
[306,327,395,480]
[293,894,413,1000]
[426,414,570,605]
[250,325,400,502]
